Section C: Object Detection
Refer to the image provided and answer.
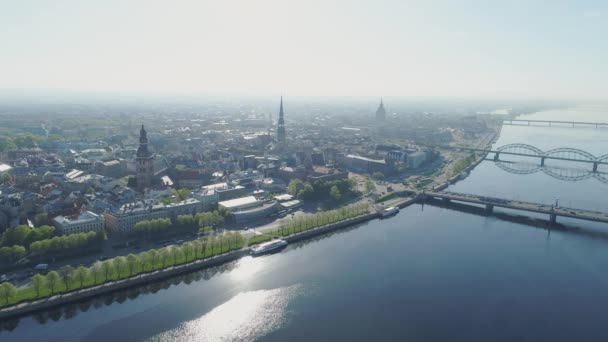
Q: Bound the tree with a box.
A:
[147,249,158,271]
[182,242,194,262]
[288,179,304,196]
[31,274,45,297]
[0,282,17,305]
[0,173,10,184]
[191,240,202,259]
[59,265,74,289]
[114,256,127,278]
[0,137,16,153]
[372,172,384,181]
[0,245,26,263]
[46,271,61,294]
[173,188,192,202]
[126,253,138,276]
[299,184,314,200]
[34,212,49,227]
[91,262,103,284]
[74,266,89,289]
[170,246,182,265]
[365,180,376,194]
[330,185,342,202]
[159,248,171,267]
[101,260,113,281]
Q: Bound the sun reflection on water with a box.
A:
[230,256,264,282]
[148,285,300,342]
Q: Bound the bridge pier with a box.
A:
[549,213,557,224]
[493,153,500,161]
[593,162,598,173]
[540,157,545,167]
[485,204,494,214]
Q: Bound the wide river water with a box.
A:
[2,106,608,341]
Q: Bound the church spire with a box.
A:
[276,96,286,148]
[375,97,386,121]
[278,96,285,124]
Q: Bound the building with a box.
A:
[218,196,279,223]
[53,211,104,235]
[375,98,386,121]
[342,154,389,174]
[407,151,427,168]
[200,182,247,201]
[104,198,204,234]
[276,97,287,150]
[136,124,154,191]
[190,188,221,211]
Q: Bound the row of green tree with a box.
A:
[131,210,228,237]
[0,232,244,307]
[276,203,370,236]
[0,134,46,152]
[29,231,105,256]
[0,245,26,263]
[0,225,55,248]
[451,155,475,177]
[132,218,172,237]
[288,178,358,202]
[249,203,371,246]
[1,231,105,263]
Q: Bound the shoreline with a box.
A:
[0,212,379,320]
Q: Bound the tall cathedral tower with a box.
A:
[375,98,386,121]
[136,124,154,191]
[276,97,286,149]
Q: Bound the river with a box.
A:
[2,106,608,341]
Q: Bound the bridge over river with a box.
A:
[413,189,608,225]
[441,144,608,172]
[503,119,608,128]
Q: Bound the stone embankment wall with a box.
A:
[0,212,388,320]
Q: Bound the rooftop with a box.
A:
[218,196,258,208]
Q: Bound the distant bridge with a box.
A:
[503,119,608,128]
[415,190,608,225]
[442,144,608,172]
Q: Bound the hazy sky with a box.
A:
[1,0,606,99]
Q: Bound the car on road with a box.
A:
[34,264,49,271]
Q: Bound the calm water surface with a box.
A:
[2,106,608,341]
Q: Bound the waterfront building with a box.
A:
[218,196,279,223]
[53,211,104,235]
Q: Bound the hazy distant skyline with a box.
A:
[1,0,606,100]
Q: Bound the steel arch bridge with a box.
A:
[443,143,608,173]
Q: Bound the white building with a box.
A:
[219,196,279,223]
[191,188,220,211]
[53,211,105,235]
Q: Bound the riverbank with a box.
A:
[0,211,381,320]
